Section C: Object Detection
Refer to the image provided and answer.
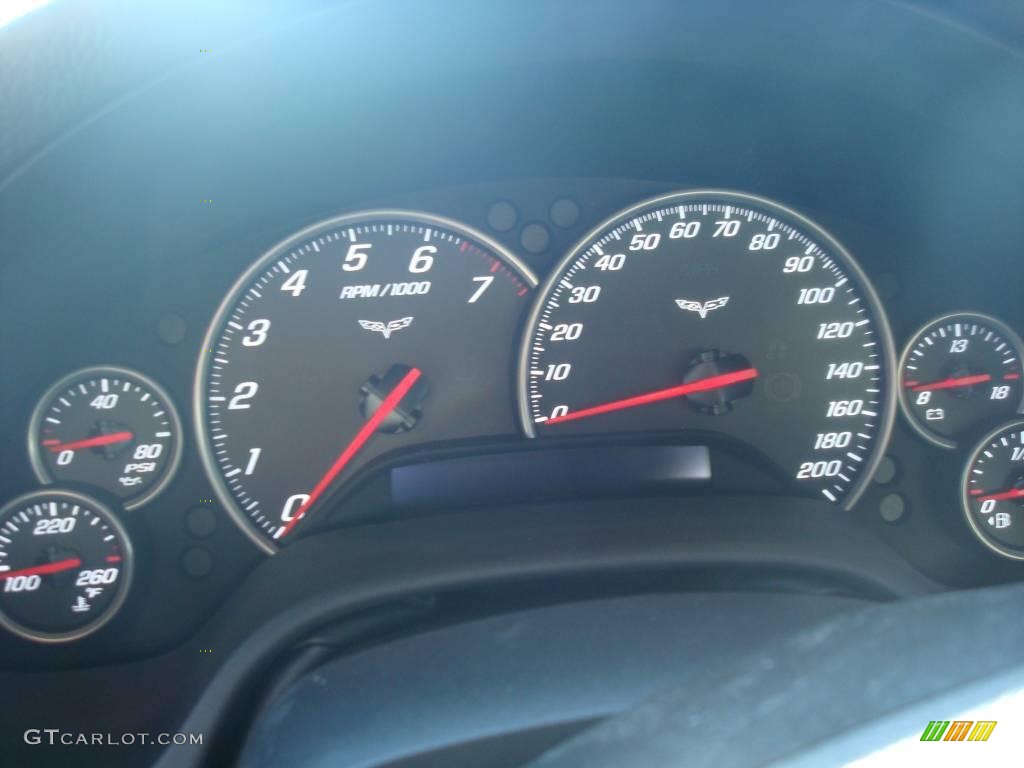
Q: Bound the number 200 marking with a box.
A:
[796,460,842,479]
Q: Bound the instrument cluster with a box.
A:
[3,181,1024,652]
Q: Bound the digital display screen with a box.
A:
[390,445,711,508]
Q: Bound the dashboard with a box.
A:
[4,1,1024,766]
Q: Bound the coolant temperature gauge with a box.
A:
[0,490,133,643]
[28,366,182,509]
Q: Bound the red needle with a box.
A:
[277,367,423,539]
[2,557,82,579]
[545,367,759,426]
[46,431,134,453]
[909,374,991,392]
[977,488,1024,503]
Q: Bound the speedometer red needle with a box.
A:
[544,367,759,426]
[276,366,423,539]
[977,488,1024,503]
[2,558,82,579]
[44,432,134,453]
[909,374,991,392]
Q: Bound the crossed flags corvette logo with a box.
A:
[675,297,730,319]
[357,317,414,339]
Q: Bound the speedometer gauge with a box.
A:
[196,210,536,553]
[518,190,896,508]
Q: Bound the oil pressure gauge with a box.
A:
[899,313,1024,448]
[29,367,183,509]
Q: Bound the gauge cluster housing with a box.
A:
[3,2,1024,764]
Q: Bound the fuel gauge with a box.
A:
[29,367,182,509]
[899,313,1024,448]
[962,421,1024,560]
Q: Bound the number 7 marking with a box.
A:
[468,276,493,303]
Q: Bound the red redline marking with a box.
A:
[517,287,528,296]
[969,489,983,496]
[459,241,468,252]
[1005,373,1021,380]
[546,368,759,426]
[490,260,500,273]
[277,367,423,539]
[105,555,123,563]
[41,439,60,446]
[2,557,82,579]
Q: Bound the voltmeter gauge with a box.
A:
[0,490,133,643]
[962,421,1024,560]
[28,367,183,509]
[899,313,1024,448]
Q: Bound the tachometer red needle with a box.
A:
[277,367,423,539]
[909,374,991,392]
[545,367,759,426]
[977,488,1024,503]
[45,432,134,453]
[2,558,82,579]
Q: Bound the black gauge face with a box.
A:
[963,421,1024,559]
[29,367,183,509]
[519,190,896,508]
[197,210,536,552]
[899,314,1024,448]
[0,490,132,643]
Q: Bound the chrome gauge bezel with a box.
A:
[0,489,135,644]
[27,365,184,510]
[898,312,1024,450]
[193,208,538,555]
[516,188,898,511]
[961,419,1024,561]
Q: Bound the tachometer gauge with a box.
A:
[518,190,896,509]
[0,490,133,643]
[196,210,536,553]
[962,421,1024,560]
[28,367,183,509]
[899,313,1024,448]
